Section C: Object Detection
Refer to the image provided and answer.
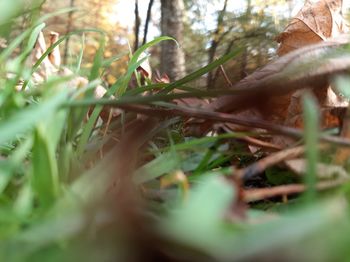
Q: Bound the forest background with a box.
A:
[36,0,324,88]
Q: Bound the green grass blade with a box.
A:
[0,89,69,145]
[75,33,85,74]
[31,126,59,207]
[303,93,320,202]
[134,152,181,184]
[161,47,242,93]
[76,37,173,155]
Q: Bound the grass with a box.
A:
[1,5,350,262]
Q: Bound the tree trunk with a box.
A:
[142,0,155,45]
[240,48,248,79]
[160,0,186,81]
[134,0,141,52]
[207,0,229,89]
[240,0,252,79]
[63,0,75,65]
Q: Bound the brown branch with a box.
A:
[207,0,229,89]
[238,136,282,151]
[236,145,307,181]
[221,124,281,150]
[111,103,350,148]
[243,179,349,202]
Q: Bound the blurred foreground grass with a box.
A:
[1,2,350,262]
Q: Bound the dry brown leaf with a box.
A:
[209,36,350,119]
[24,30,123,120]
[185,38,350,137]
[276,0,346,55]
[48,32,61,68]
[137,52,152,79]
[186,1,349,147]
[275,0,348,136]
[29,31,58,83]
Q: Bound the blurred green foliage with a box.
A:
[0,1,350,262]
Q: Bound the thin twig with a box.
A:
[243,179,349,202]
[236,145,307,181]
[104,103,350,148]
[221,124,282,150]
[239,136,282,151]
[219,64,234,88]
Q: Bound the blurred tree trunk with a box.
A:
[207,0,228,89]
[63,0,75,65]
[134,0,141,51]
[160,0,186,81]
[240,48,248,79]
[142,0,155,45]
[240,0,252,80]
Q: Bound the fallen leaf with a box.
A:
[48,31,61,68]
[184,38,350,138]
[276,0,348,134]
[276,0,346,55]
[186,1,349,147]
